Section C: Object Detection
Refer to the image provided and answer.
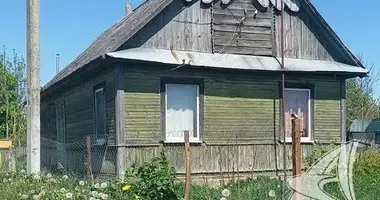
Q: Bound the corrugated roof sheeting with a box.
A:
[350,119,380,133]
[106,48,368,75]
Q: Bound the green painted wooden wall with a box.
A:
[41,66,117,143]
[124,65,341,144]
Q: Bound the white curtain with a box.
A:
[166,84,198,141]
[285,89,309,138]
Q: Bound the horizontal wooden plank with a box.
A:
[213,7,271,19]
[213,24,271,35]
[213,38,272,48]
[213,13,271,27]
[213,45,272,55]
[213,30,272,41]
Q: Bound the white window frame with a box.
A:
[284,88,313,143]
[94,87,106,145]
[165,83,200,143]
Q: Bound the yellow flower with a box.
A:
[122,185,131,191]
[135,195,140,199]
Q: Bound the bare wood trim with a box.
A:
[270,5,276,56]
[115,64,126,177]
[204,142,276,146]
[184,131,191,200]
[211,2,215,53]
[340,79,346,143]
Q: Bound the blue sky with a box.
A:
[1,0,379,96]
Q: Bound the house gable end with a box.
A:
[119,0,362,67]
[43,0,364,93]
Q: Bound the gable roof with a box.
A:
[107,48,367,76]
[42,0,365,92]
[42,0,173,91]
[303,0,363,68]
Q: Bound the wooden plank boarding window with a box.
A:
[94,84,106,145]
[165,84,199,142]
[55,101,66,143]
[284,88,312,142]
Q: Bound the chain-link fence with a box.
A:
[39,135,118,179]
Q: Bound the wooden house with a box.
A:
[41,0,367,181]
[349,119,380,144]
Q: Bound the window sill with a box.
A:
[163,140,203,144]
[279,139,315,144]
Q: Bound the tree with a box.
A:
[0,47,27,145]
[346,54,380,129]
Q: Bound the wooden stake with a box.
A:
[184,130,191,200]
[85,136,93,182]
[291,117,302,200]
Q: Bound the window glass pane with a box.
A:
[285,89,309,138]
[166,84,198,140]
[95,89,105,136]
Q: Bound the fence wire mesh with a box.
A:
[39,135,118,179]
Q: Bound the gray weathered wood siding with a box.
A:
[123,64,341,172]
[212,0,273,55]
[41,66,117,144]
[122,0,212,52]
[274,8,335,61]
[125,143,330,175]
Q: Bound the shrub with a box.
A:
[303,142,336,169]
[124,151,178,200]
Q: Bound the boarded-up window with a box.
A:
[56,101,65,143]
[165,84,199,142]
[94,87,106,143]
[284,88,311,141]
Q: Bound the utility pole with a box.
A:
[27,0,40,174]
[280,0,287,181]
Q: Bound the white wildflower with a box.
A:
[20,169,26,174]
[21,195,28,199]
[220,198,227,200]
[221,189,231,197]
[66,193,73,199]
[33,174,40,180]
[60,188,66,193]
[62,175,69,180]
[46,173,52,178]
[79,181,85,186]
[268,190,276,197]
[101,193,108,199]
[89,197,96,200]
[82,189,87,193]
[277,184,281,188]
[94,183,100,189]
[8,178,12,182]
[90,191,98,197]
[100,193,108,199]
[100,182,107,189]
[30,190,36,194]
